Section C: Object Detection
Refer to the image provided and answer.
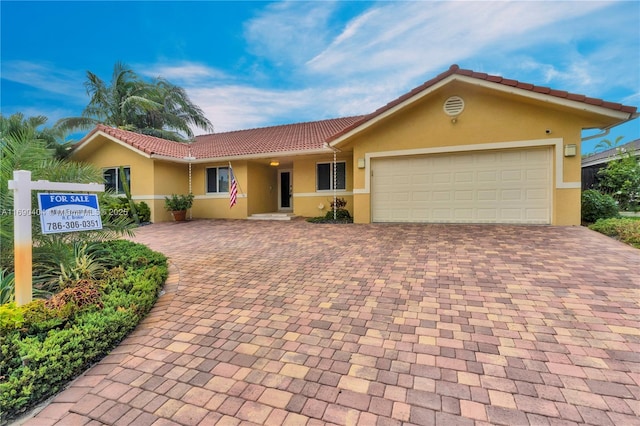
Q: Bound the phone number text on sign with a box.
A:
[37,193,103,234]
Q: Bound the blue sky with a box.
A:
[1,1,639,153]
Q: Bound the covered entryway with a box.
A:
[371,147,552,224]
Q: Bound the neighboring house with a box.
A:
[581,139,640,190]
[71,65,637,225]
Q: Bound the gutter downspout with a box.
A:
[184,145,196,220]
[325,143,341,220]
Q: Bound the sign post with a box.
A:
[7,170,104,306]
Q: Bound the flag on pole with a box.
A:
[229,164,238,208]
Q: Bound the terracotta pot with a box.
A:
[171,210,187,221]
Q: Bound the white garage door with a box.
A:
[371,148,551,224]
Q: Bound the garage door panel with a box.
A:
[477,171,498,182]
[501,189,523,201]
[526,209,549,220]
[432,191,451,201]
[526,188,548,200]
[455,191,473,201]
[477,209,498,220]
[372,147,551,224]
[412,191,430,201]
[501,170,523,181]
[526,168,548,180]
[478,190,498,201]
[455,172,474,183]
[433,173,452,184]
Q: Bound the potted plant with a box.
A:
[164,193,194,221]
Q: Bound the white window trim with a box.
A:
[316,161,346,192]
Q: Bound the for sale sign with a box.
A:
[37,193,103,234]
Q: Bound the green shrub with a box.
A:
[589,218,640,248]
[0,269,15,305]
[0,303,24,335]
[101,240,167,269]
[597,153,640,211]
[581,190,619,224]
[104,197,151,223]
[136,201,151,223]
[0,240,167,422]
[325,209,352,220]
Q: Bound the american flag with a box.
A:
[229,164,238,208]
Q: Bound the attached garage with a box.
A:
[371,147,552,224]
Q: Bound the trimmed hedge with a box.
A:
[0,240,167,423]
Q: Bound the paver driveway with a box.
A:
[27,220,640,426]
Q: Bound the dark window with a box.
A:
[103,167,130,193]
[206,167,229,193]
[316,162,346,191]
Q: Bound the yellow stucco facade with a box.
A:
[333,80,626,225]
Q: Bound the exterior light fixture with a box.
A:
[270,161,280,167]
[564,144,577,157]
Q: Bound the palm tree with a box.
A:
[594,135,624,153]
[0,113,71,159]
[136,78,213,141]
[57,62,213,142]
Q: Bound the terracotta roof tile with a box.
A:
[327,64,637,143]
[191,116,364,159]
[91,124,190,158]
[80,117,364,161]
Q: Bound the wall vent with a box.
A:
[443,96,465,116]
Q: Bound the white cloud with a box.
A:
[305,1,609,83]
[138,62,229,84]
[1,60,87,102]
[244,1,339,66]
[188,85,313,134]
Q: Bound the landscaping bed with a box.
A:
[0,240,167,423]
[589,217,640,249]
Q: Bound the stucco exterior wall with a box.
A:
[292,153,354,218]
[247,162,278,215]
[152,161,189,222]
[71,136,162,220]
[340,82,601,225]
[190,161,248,219]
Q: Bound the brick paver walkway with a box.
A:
[23,220,640,425]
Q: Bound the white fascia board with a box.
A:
[151,147,334,164]
[330,75,632,147]
[72,131,152,159]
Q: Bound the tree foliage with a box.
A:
[56,62,214,142]
[594,135,624,153]
[597,150,640,211]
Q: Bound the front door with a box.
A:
[278,170,292,211]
